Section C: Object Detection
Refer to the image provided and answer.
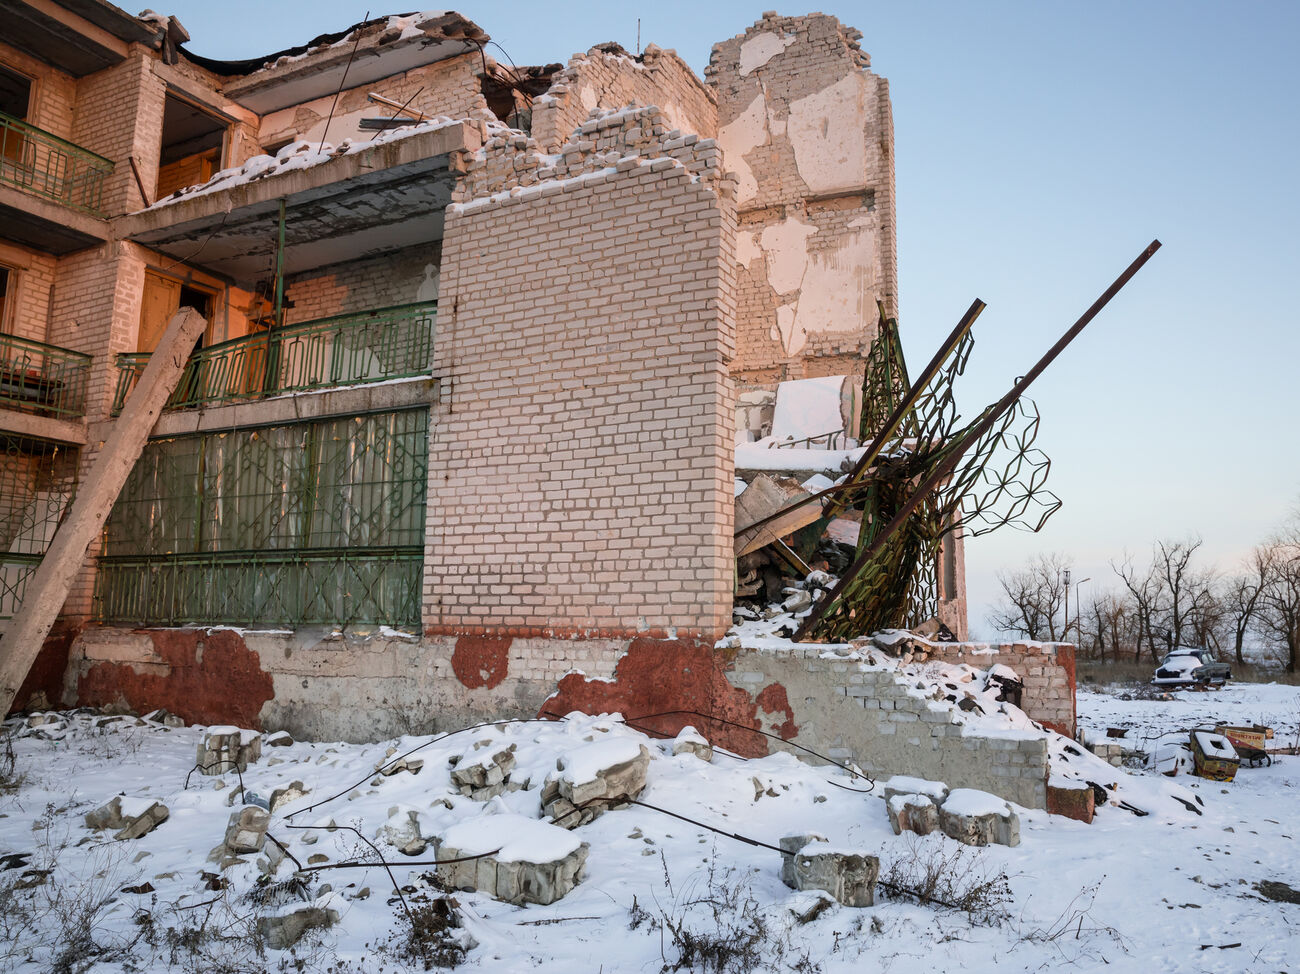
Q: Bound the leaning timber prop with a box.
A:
[789,240,1162,642]
[0,308,209,718]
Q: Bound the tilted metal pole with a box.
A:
[794,240,1162,641]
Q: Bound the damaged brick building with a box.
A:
[0,3,1075,808]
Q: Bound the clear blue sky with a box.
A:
[164,1,1300,637]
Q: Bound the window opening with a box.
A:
[156,92,227,200]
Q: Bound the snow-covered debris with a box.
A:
[435,812,588,905]
[197,727,261,775]
[84,795,169,840]
[779,833,880,907]
[671,725,713,762]
[542,737,650,828]
[937,789,1020,847]
[449,739,518,799]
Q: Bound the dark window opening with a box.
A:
[0,65,31,121]
[156,93,228,200]
[0,267,10,334]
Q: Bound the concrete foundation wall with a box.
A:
[55,627,1051,808]
[709,13,896,385]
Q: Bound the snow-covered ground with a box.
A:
[2,683,1297,973]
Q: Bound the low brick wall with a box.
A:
[723,645,1049,809]
[919,641,1076,738]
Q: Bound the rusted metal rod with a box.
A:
[794,240,1162,641]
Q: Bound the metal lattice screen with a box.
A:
[95,409,428,628]
[0,434,79,619]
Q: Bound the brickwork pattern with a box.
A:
[284,243,441,323]
[73,50,166,216]
[1,250,56,343]
[428,128,735,636]
[708,14,896,385]
[727,644,1051,808]
[257,53,488,151]
[923,641,1076,736]
[532,44,716,154]
[453,106,725,204]
[0,43,78,141]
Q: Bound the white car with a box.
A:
[1151,647,1232,687]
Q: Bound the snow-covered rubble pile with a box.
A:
[2,691,1298,971]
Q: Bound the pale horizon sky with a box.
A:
[160,1,1300,638]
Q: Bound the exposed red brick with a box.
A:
[543,636,769,757]
[1046,780,1095,824]
[76,629,273,728]
[755,682,798,740]
[1056,644,1078,738]
[451,635,512,689]
[7,623,80,715]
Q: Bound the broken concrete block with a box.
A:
[542,738,650,828]
[269,781,309,813]
[196,726,262,775]
[265,730,293,747]
[780,834,879,907]
[377,756,424,777]
[85,796,169,840]
[937,789,1020,847]
[257,899,341,950]
[671,725,713,762]
[779,832,827,887]
[734,474,819,557]
[886,794,939,836]
[782,589,813,613]
[435,812,588,905]
[450,742,517,800]
[882,775,949,807]
[223,805,271,854]
[381,806,428,856]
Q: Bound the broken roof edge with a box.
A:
[177,10,488,79]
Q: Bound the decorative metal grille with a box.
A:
[0,110,114,215]
[96,409,428,628]
[111,302,437,414]
[0,333,92,419]
[0,434,78,619]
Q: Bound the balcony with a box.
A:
[112,302,436,415]
[0,333,92,420]
[0,111,114,217]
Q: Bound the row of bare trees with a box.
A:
[987,516,1300,673]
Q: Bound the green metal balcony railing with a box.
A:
[0,111,115,216]
[111,301,436,415]
[0,333,92,419]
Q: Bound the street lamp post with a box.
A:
[1073,577,1091,643]
[1062,569,1071,642]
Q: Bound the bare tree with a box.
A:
[1258,529,1300,674]
[988,552,1071,641]
[1153,537,1204,650]
[1112,554,1167,662]
[1223,548,1270,666]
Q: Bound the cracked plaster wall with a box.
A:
[708,13,896,387]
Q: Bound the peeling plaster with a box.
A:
[735,230,761,269]
[738,31,797,77]
[579,84,598,113]
[788,72,871,195]
[718,92,766,204]
[758,216,817,294]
